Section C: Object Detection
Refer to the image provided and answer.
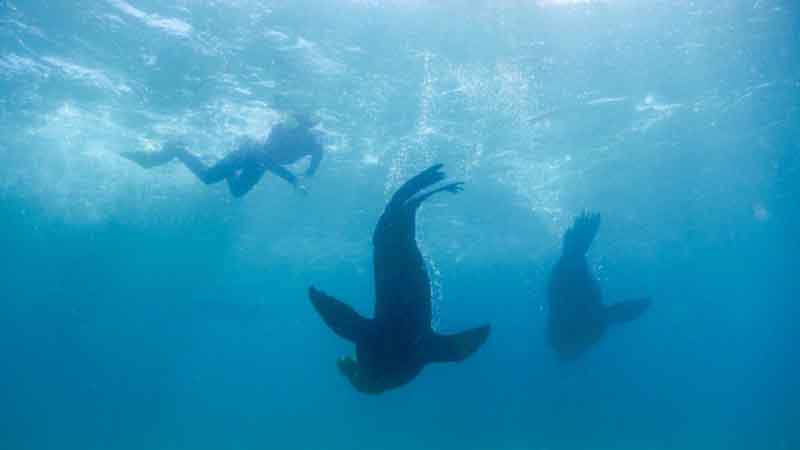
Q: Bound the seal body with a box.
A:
[310,165,490,393]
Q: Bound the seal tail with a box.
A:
[605,298,652,326]
[308,286,372,342]
[562,211,601,257]
[424,325,491,363]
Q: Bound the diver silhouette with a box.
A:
[121,113,324,198]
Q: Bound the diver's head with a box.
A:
[336,356,386,394]
[284,111,317,130]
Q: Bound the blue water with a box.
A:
[1,1,798,449]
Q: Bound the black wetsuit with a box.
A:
[123,122,324,197]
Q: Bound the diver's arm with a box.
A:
[305,143,324,177]
[262,158,298,186]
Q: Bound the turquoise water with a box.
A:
[1,1,798,449]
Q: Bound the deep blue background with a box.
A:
[1,1,798,449]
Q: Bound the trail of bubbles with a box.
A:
[386,50,438,194]
[417,225,443,331]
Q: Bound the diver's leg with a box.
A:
[226,162,266,198]
[177,149,246,185]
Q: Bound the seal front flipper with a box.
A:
[309,286,372,342]
[424,325,491,363]
[605,298,651,325]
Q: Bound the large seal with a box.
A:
[309,164,490,394]
[547,212,651,360]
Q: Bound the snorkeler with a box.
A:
[121,113,324,198]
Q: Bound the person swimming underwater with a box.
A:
[121,112,324,198]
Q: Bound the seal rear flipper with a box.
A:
[563,211,601,257]
[389,164,446,208]
[309,286,372,342]
[424,325,491,363]
[605,298,651,325]
[407,182,464,210]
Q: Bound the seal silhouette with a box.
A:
[309,164,490,394]
[547,212,651,360]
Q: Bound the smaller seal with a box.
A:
[547,212,651,360]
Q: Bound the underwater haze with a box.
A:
[1,1,798,449]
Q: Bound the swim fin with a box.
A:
[120,149,177,169]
